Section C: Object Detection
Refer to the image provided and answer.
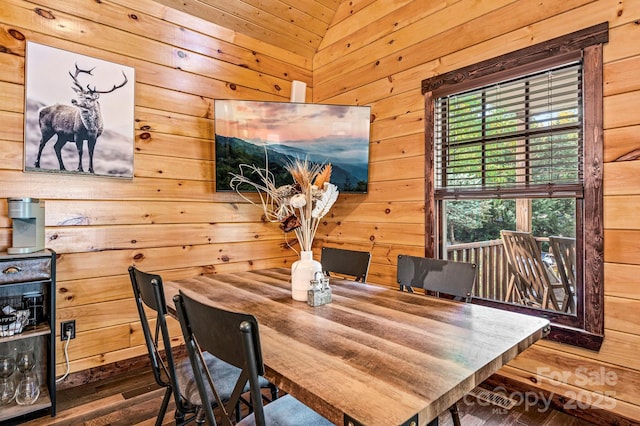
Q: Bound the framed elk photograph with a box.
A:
[23,42,135,178]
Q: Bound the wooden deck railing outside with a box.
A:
[447,237,556,303]
[446,239,510,301]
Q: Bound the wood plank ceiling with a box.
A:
[151,0,343,59]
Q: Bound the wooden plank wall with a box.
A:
[1,0,640,422]
[0,0,310,376]
[314,0,640,422]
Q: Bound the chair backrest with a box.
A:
[500,230,560,310]
[549,236,577,313]
[396,255,477,301]
[128,266,187,414]
[174,290,266,426]
[321,247,371,282]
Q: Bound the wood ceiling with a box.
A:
[151,0,343,59]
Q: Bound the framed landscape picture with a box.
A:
[23,41,135,178]
[214,99,371,193]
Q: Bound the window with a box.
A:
[421,23,608,350]
[435,63,582,312]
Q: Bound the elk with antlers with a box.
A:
[34,64,128,173]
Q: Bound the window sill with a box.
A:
[472,298,603,351]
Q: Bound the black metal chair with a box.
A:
[396,255,478,426]
[397,254,477,301]
[174,289,334,426]
[128,266,276,425]
[321,246,371,282]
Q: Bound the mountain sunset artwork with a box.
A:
[214,99,371,193]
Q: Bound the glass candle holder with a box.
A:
[0,352,15,378]
[0,377,15,405]
[15,371,40,405]
[15,348,36,374]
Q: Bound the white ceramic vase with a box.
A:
[291,250,322,301]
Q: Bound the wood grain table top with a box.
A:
[164,268,550,426]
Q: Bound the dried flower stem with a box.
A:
[229,150,338,254]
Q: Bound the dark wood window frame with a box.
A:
[422,23,608,351]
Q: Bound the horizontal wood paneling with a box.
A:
[495,363,640,422]
[54,0,313,82]
[604,161,640,196]
[315,0,517,86]
[604,195,640,230]
[55,324,131,361]
[508,344,640,406]
[0,81,22,113]
[135,132,214,160]
[3,0,299,96]
[321,0,404,49]
[371,110,424,142]
[0,111,23,142]
[57,345,148,377]
[2,0,640,422]
[52,241,293,281]
[134,108,213,140]
[369,90,425,122]
[129,316,183,348]
[150,0,326,59]
[369,156,424,182]
[0,140,22,171]
[133,155,214,180]
[317,221,425,245]
[57,275,133,309]
[315,0,640,423]
[0,18,293,104]
[604,91,640,129]
[112,0,313,68]
[604,17,640,63]
[604,55,640,96]
[370,133,425,162]
[0,170,215,201]
[57,299,139,334]
[364,178,425,202]
[43,222,284,253]
[0,0,311,377]
[604,125,640,163]
[135,84,213,119]
[537,329,640,372]
[314,0,595,99]
[42,199,260,226]
[604,263,640,300]
[603,296,640,335]
[604,230,640,264]
[329,201,424,224]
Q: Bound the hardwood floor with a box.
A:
[13,365,598,426]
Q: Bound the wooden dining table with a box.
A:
[164,268,550,426]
